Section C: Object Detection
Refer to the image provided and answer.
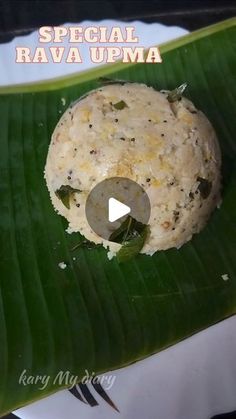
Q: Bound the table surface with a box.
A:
[1,1,236,418]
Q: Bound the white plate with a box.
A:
[14,317,236,419]
[1,19,235,419]
[0,19,188,85]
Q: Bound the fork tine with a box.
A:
[78,383,99,407]
[92,382,120,413]
[69,385,87,404]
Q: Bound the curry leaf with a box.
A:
[98,77,130,86]
[109,216,146,243]
[113,100,128,110]
[109,216,149,262]
[116,224,150,263]
[70,239,97,252]
[167,83,187,102]
[55,185,81,209]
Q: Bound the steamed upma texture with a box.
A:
[45,82,221,256]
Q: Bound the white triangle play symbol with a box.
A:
[108,197,131,223]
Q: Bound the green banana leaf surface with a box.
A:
[0,18,236,415]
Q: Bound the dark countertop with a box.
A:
[0,0,235,43]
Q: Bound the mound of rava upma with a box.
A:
[45,82,221,257]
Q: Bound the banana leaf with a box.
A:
[0,18,236,415]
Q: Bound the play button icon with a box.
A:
[85,177,151,241]
[108,198,130,222]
